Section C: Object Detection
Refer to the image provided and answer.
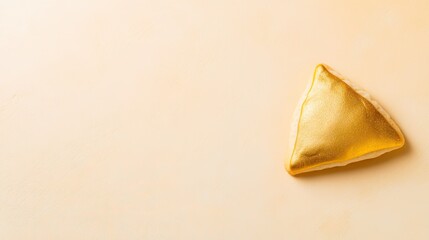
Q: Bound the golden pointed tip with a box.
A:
[399,138,406,148]
[314,64,330,77]
[286,169,297,176]
[284,161,296,176]
[286,159,306,176]
[315,63,327,69]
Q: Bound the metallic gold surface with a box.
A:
[289,64,405,175]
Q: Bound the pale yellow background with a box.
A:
[0,0,428,239]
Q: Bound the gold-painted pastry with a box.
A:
[287,64,405,175]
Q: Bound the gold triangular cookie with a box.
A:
[287,64,405,175]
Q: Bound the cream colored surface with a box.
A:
[0,0,428,239]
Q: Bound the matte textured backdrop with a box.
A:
[0,0,428,239]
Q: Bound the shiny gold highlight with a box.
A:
[287,64,405,175]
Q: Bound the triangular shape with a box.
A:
[287,64,405,175]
